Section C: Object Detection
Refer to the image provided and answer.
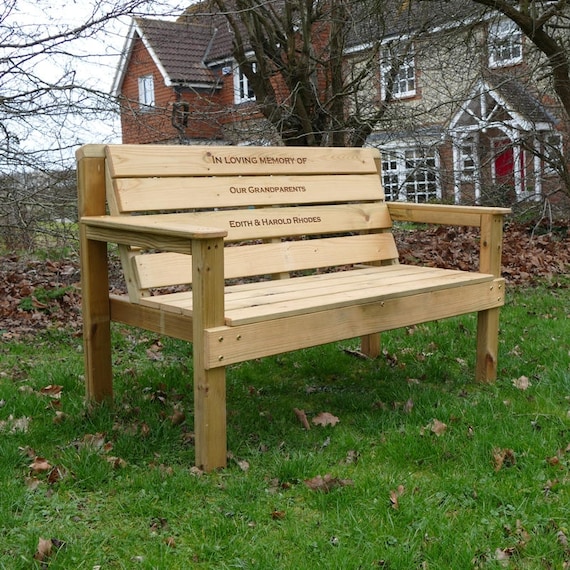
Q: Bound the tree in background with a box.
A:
[212,0,432,147]
[0,0,182,249]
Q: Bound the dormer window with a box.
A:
[488,19,522,68]
[233,63,256,104]
[138,75,155,110]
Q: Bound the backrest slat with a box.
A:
[105,145,379,178]
[129,203,390,242]
[115,174,383,212]
[135,233,399,289]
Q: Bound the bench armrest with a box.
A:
[81,215,227,255]
[387,202,511,227]
[387,202,511,277]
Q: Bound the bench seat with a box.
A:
[139,265,499,326]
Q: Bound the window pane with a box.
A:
[138,75,154,108]
[382,149,439,202]
[489,20,522,68]
[381,45,416,99]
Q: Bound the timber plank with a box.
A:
[115,173,384,212]
[105,145,380,178]
[203,279,506,368]
[134,233,399,289]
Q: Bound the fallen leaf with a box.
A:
[271,510,286,520]
[53,411,67,424]
[34,537,52,562]
[293,408,311,430]
[170,409,186,426]
[493,448,516,471]
[150,518,169,533]
[495,546,515,566]
[47,465,67,485]
[237,459,250,472]
[304,473,353,493]
[429,419,447,437]
[342,348,371,360]
[25,477,42,491]
[80,433,106,451]
[30,457,52,474]
[340,450,359,465]
[389,489,400,510]
[0,415,30,433]
[312,412,340,427]
[389,485,405,509]
[512,375,531,390]
[164,537,176,548]
[40,384,63,398]
[106,456,127,469]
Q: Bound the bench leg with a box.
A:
[192,237,227,471]
[81,236,113,402]
[475,308,500,383]
[194,366,227,471]
[361,333,381,358]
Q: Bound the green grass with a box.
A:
[1,285,569,569]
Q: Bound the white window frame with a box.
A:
[233,63,256,104]
[138,75,155,110]
[488,19,523,68]
[381,44,416,100]
[381,154,402,201]
[381,148,440,203]
[459,139,477,182]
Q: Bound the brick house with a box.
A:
[112,1,568,206]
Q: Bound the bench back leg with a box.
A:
[78,148,113,402]
[81,233,113,401]
[475,307,500,383]
[361,333,381,359]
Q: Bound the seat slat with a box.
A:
[225,270,494,325]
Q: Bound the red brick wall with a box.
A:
[119,37,227,144]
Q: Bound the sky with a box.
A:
[2,0,189,167]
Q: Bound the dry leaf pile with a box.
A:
[1,221,568,337]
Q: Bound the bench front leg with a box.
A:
[192,237,227,471]
[476,307,500,383]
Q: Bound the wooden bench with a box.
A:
[77,144,510,471]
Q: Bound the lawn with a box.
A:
[1,283,569,569]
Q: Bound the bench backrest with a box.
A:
[101,144,398,301]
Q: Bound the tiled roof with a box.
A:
[134,16,228,85]
[130,0,488,84]
[345,0,487,48]
[487,71,557,125]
